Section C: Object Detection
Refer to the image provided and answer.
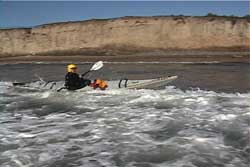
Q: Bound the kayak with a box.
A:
[122,76,177,89]
[77,75,177,92]
[12,75,178,91]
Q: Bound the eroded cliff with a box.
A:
[0,16,249,57]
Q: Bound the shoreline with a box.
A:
[0,54,249,64]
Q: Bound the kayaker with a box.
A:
[65,64,91,90]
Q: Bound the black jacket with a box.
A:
[65,72,91,90]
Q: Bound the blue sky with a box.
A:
[0,1,249,28]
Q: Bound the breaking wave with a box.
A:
[0,82,249,167]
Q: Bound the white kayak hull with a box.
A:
[76,76,177,92]
[13,76,178,91]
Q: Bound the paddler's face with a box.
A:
[70,67,77,73]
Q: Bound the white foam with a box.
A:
[0,61,222,65]
[17,133,36,138]
[213,114,237,121]
[11,157,26,167]
[38,152,51,162]
[41,91,51,98]
[194,137,210,142]
[1,85,250,167]
[243,111,250,115]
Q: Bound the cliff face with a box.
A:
[0,16,249,57]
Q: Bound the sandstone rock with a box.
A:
[0,16,249,57]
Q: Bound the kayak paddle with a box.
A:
[81,61,103,77]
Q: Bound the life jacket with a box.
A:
[90,79,108,90]
[65,72,91,90]
[65,72,82,90]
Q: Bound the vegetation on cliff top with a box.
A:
[206,12,250,18]
[0,14,249,30]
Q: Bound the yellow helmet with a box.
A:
[67,64,77,72]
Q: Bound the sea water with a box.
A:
[0,62,249,167]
